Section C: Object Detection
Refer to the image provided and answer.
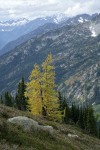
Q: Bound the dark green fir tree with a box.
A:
[0,95,3,104]
[15,77,28,111]
[4,92,13,107]
[77,106,85,129]
[70,103,79,124]
[86,105,97,136]
[64,101,70,124]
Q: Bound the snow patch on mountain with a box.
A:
[85,19,88,22]
[91,30,97,37]
[89,26,97,37]
[53,14,68,24]
[78,17,89,23]
[0,18,29,27]
[78,17,84,23]
[0,29,12,32]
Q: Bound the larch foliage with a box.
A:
[25,64,43,116]
[25,54,61,121]
[42,54,61,121]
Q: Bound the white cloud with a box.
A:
[0,0,100,20]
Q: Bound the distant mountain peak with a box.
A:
[0,18,29,27]
[53,13,68,23]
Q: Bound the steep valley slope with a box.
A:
[0,14,100,105]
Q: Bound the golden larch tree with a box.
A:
[25,64,43,116]
[26,54,61,121]
[42,54,61,121]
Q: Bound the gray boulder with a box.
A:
[8,116,39,131]
[38,125,53,135]
[8,116,53,134]
[68,133,78,138]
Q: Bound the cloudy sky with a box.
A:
[0,0,100,20]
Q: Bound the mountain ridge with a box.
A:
[0,13,99,105]
[0,13,94,54]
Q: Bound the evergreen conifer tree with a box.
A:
[58,92,66,122]
[0,95,3,104]
[4,92,13,107]
[83,106,88,131]
[70,103,78,124]
[98,125,100,139]
[77,106,85,129]
[64,101,70,124]
[86,105,97,136]
[58,92,64,111]
[15,77,28,111]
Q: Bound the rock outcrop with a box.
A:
[68,133,78,138]
[8,116,53,134]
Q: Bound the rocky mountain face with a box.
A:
[0,13,100,105]
[0,23,59,56]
